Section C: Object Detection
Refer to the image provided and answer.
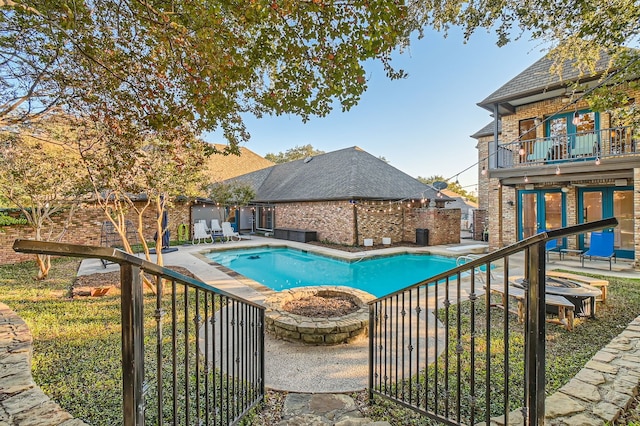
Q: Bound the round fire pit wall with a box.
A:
[263,286,375,345]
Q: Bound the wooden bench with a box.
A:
[547,270,609,303]
[273,228,318,243]
[486,285,575,331]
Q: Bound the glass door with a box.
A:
[578,187,634,258]
[519,190,565,244]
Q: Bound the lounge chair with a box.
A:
[222,221,241,242]
[211,219,223,241]
[527,139,553,162]
[193,221,213,244]
[580,231,616,270]
[571,133,597,158]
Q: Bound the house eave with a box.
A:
[491,157,638,186]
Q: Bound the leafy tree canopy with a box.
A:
[265,144,325,164]
[418,175,477,203]
[1,0,417,151]
[1,0,638,153]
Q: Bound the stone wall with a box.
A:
[0,202,191,266]
[0,302,87,425]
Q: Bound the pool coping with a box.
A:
[190,241,468,299]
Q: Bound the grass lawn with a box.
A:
[1,258,640,425]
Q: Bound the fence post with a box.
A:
[121,263,145,426]
[525,243,546,425]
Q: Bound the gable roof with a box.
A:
[471,120,501,139]
[441,189,478,212]
[477,52,615,116]
[228,146,446,203]
[206,144,274,181]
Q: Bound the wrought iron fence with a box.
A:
[12,240,265,426]
[368,218,618,425]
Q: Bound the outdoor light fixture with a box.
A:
[595,156,601,166]
[524,174,529,183]
[519,145,525,156]
[481,166,487,176]
[555,165,561,175]
[572,111,580,125]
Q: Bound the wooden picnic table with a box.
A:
[547,270,609,303]
[486,284,575,331]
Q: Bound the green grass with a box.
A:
[2,259,640,425]
[0,257,260,425]
[362,271,640,425]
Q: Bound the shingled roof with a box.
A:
[477,51,615,115]
[229,146,446,203]
[206,144,274,181]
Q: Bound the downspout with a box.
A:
[353,202,359,246]
[493,103,501,249]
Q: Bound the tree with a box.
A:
[2,1,637,155]
[265,145,325,164]
[0,118,88,279]
[77,123,211,270]
[418,175,477,203]
[208,181,256,223]
[1,1,417,151]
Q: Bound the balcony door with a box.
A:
[578,187,634,258]
[519,190,565,245]
[546,111,598,160]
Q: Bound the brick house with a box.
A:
[227,146,461,247]
[0,145,274,265]
[474,52,639,268]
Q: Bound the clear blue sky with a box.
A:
[202,29,546,194]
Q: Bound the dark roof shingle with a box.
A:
[229,146,446,203]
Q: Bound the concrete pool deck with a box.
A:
[76,236,494,392]
[76,235,637,393]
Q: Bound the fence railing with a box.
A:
[368,217,618,425]
[12,240,265,426]
[491,125,637,169]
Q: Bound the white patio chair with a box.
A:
[211,220,224,241]
[193,221,213,244]
[221,222,241,242]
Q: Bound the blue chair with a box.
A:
[580,232,616,270]
[546,238,560,261]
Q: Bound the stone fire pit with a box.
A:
[263,286,375,345]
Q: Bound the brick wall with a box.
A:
[274,201,357,245]
[274,201,461,247]
[1,201,190,265]
[635,168,640,269]
[406,207,461,245]
[477,135,491,212]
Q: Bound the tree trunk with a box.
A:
[35,253,51,280]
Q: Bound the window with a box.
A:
[518,118,537,158]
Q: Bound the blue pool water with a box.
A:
[205,247,459,298]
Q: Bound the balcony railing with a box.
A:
[492,126,637,169]
[12,240,265,426]
[368,218,618,425]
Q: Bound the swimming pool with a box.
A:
[205,247,458,298]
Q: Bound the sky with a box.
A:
[202,29,548,194]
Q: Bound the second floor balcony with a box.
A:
[488,125,639,183]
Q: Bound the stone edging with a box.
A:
[485,315,640,425]
[0,302,87,425]
[263,286,375,345]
